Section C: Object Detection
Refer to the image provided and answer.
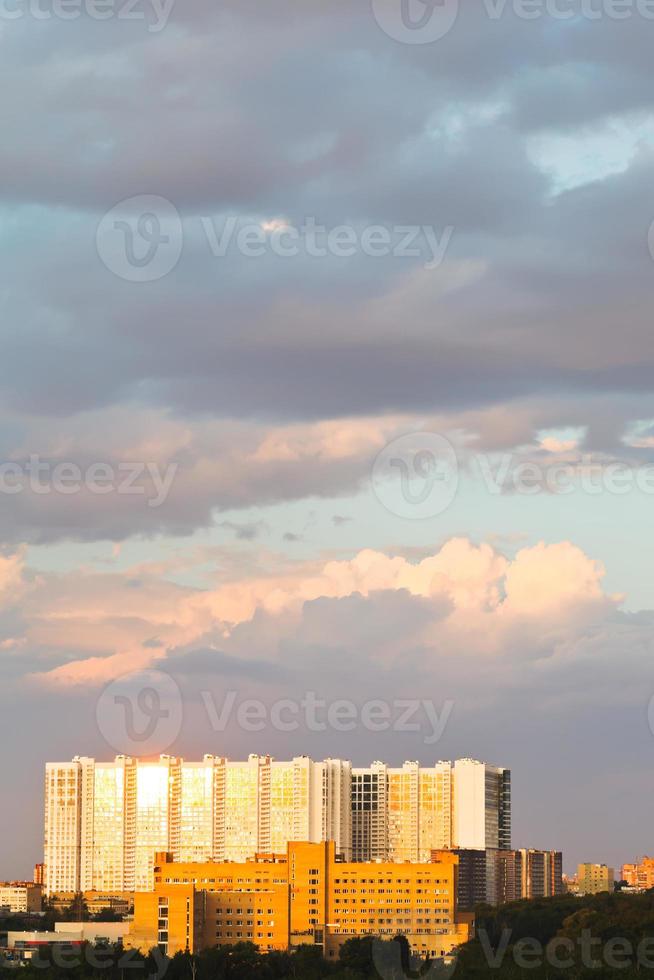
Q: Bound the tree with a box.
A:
[59,893,90,922]
[338,937,374,975]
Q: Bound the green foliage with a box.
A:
[462,889,654,980]
[8,896,654,980]
[57,894,90,923]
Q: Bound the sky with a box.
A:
[2,0,654,879]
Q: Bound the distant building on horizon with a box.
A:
[622,857,654,890]
[0,881,43,914]
[577,863,614,895]
[438,847,563,908]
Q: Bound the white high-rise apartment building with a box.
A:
[269,757,352,859]
[44,755,507,893]
[352,761,453,862]
[316,758,352,861]
[133,756,181,891]
[352,759,509,863]
[43,754,352,893]
[178,758,222,863]
[452,758,511,850]
[44,758,93,895]
[223,754,271,861]
[91,756,136,891]
[351,762,388,862]
[418,761,453,858]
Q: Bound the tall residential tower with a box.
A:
[43,755,509,895]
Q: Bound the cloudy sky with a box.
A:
[2,0,654,877]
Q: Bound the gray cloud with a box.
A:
[2,0,654,883]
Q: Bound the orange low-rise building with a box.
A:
[128,842,471,962]
[622,857,654,890]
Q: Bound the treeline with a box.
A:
[2,937,401,980]
[460,889,654,980]
[7,891,654,980]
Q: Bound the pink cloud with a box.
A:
[20,537,622,688]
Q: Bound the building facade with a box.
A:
[44,754,510,896]
[43,755,352,894]
[352,758,507,864]
[577,863,614,895]
[129,842,471,962]
[351,762,388,862]
[0,883,43,914]
[434,849,487,910]
[622,857,654,890]
[518,849,563,899]
[452,759,511,851]
[437,848,563,908]
[44,758,94,895]
[495,849,523,905]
